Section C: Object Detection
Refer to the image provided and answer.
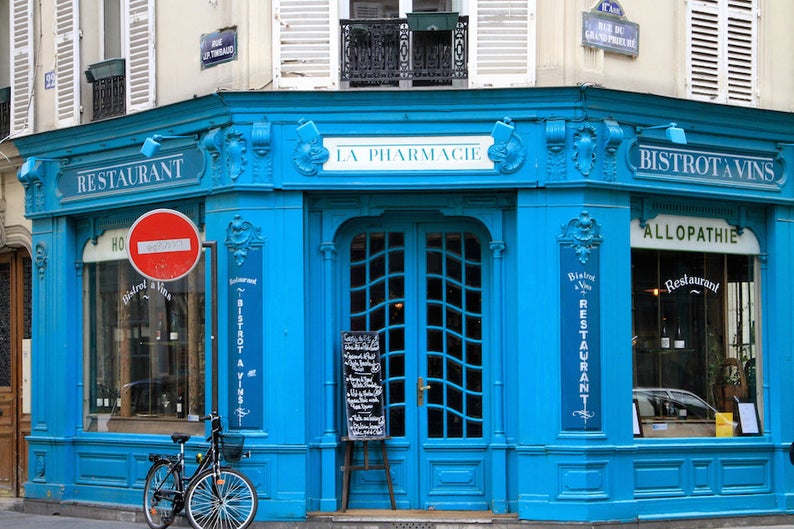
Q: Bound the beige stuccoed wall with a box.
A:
[757,0,794,112]
[536,0,794,113]
[152,0,273,106]
[21,0,794,135]
[536,0,680,96]
[0,141,31,252]
[29,0,273,132]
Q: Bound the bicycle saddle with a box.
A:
[171,432,191,444]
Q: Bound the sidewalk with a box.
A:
[0,498,144,528]
[0,510,146,528]
[4,497,794,529]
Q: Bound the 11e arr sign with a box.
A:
[200,28,237,69]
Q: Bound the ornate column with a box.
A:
[319,241,339,510]
[489,239,508,513]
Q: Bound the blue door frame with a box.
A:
[338,216,491,510]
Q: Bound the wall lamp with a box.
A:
[636,122,687,145]
[18,156,66,180]
[140,134,194,157]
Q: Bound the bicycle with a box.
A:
[142,411,258,529]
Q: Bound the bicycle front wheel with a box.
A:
[143,460,181,529]
[185,467,258,529]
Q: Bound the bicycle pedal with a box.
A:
[217,479,225,485]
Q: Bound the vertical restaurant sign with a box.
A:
[228,248,263,429]
[342,331,386,439]
[560,246,601,430]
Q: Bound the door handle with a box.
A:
[417,377,431,406]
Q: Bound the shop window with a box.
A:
[83,258,205,435]
[632,249,760,438]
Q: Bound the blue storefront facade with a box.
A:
[14,86,794,523]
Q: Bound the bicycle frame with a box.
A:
[146,413,224,510]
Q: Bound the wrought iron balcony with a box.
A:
[0,87,9,139]
[340,16,468,87]
[91,75,126,121]
[0,101,9,140]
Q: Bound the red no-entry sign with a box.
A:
[127,209,202,281]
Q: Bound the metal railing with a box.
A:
[0,101,9,139]
[340,17,468,87]
[92,75,126,121]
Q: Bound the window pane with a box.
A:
[632,249,761,437]
[84,259,205,434]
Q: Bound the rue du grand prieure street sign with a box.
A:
[582,0,639,57]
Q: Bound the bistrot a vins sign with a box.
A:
[630,142,783,191]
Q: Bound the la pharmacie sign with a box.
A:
[323,136,495,172]
[629,142,783,191]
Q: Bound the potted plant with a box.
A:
[85,57,126,83]
[406,11,459,31]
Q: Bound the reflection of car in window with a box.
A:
[123,378,178,416]
[633,387,717,420]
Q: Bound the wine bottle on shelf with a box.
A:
[674,322,685,349]
[660,317,670,349]
[176,392,185,419]
[169,310,179,341]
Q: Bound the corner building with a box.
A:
[14,85,794,525]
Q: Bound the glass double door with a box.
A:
[342,219,489,510]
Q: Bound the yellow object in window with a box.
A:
[716,412,734,437]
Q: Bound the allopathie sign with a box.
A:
[629,141,783,191]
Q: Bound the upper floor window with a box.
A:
[687,0,757,106]
[103,0,122,59]
[274,0,535,90]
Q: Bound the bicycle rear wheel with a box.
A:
[143,460,181,529]
[185,467,258,529]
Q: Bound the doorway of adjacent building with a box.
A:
[340,217,490,510]
[0,250,31,497]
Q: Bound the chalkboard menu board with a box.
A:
[342,331,386,440]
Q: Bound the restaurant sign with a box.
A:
[629,142,783,191]
[58,147,204,201]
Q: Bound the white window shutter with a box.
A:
[725,0,755,104]
[688,0,756,106]
[688,1,720,101]
[55,0,80,127]
[10,0,34,136]
[273,0,337,90]
[124,0,155,112]
[469,0,536,88]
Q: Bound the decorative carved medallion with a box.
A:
[488,117,526,174]
[225,129,247,181]
[559,211,603,265]
[293,119,329,176]
[572,123,597,177]
[225,215,265,266]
